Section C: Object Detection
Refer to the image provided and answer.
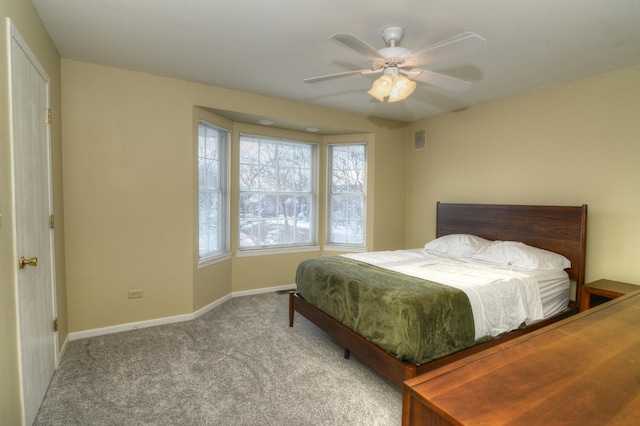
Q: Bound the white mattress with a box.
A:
[342,249,570,340]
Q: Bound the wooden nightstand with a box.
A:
[580,278,639,311]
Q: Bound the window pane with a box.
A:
[328,143,366,246]
[239,134,317,250]
[239,139,259,164]
[198,121,229,259]
[239,164,259,191]
[205,159,218,188]
[198,158,206,188]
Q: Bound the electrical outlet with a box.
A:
[128,289,143,299]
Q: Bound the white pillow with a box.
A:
[472,241,571,270]
[424,234,492,258]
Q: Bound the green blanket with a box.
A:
[295,256,476,365]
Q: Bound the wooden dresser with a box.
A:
[403,289,640,425]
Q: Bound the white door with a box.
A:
[9,20,58,426]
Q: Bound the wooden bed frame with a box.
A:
[289,202,588,387]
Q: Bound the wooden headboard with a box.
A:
[436,202,588,307]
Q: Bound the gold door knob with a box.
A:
[19,256,38,269]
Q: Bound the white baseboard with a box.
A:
[66,283,296,342]
[57,335,69,368]
[231,283,296,298]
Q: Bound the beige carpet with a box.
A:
[35,292,402,425]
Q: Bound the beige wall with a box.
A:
[405,65,640,285]
[1,1,66,423]
[62,59,407,332]
[62,61,195,331]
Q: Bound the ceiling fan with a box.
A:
[305,27,487,102]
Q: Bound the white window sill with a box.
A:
[198,253,232,269]
[324,245,368,253]
[236,245,320,257]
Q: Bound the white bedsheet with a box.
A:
[342,249,569,340]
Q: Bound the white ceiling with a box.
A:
[33,0,640,124]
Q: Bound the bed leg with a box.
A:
[344,348,350,359]
[289,291,294,327]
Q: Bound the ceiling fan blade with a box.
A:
[304,69,380,83]
[409,69,473,92]
[330,32,382,61]
[409,32,487,66]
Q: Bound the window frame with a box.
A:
[238,133,319,252]
[326,142,367,248]
[198,120,230,266]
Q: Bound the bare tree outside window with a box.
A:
[328,143,366,245]
[239,135,317,249]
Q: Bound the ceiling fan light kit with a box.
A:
[305,26,487,103]
[387,75,417,103]
[368,67,417,103]
[367,74,392,101]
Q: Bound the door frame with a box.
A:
[7,18,59,424]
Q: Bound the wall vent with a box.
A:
[414,129,426,150]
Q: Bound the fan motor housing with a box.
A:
[377,47,412,59]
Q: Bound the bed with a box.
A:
[289,203,588,387]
